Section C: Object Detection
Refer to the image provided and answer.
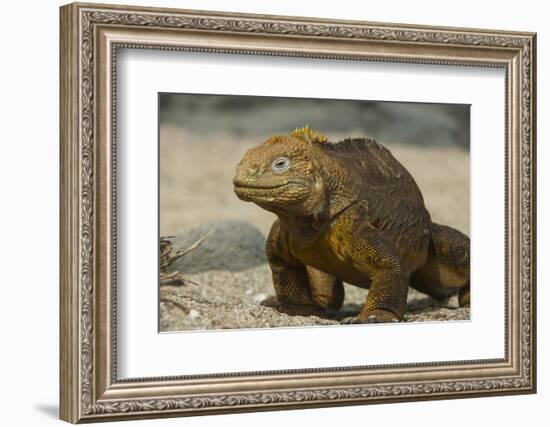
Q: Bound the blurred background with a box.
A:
[159,93,470,238]
[159,93,471,330]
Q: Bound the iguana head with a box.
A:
[233,126,329,216]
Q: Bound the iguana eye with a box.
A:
[271,157,290,172]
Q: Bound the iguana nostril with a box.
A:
[248,166,264,176]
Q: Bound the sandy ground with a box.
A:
[161,264,469,331]
[160,220,469,331]
[159,125,470,331]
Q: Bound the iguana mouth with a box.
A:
[233,178,308,203]
[233,177,296,190]
[233,181,289,190]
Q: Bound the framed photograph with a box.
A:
[59,2,537,423]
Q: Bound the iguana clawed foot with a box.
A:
[260,295,325,317]
[261,296,342,318]
[262,296,400,323]
[342,309,400,324]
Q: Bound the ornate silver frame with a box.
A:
[59,2,537,423]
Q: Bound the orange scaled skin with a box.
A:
[233,127,470,323]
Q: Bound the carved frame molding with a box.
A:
[60,2,536,423]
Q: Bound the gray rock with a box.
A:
[167,220,267,274]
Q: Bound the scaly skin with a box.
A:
[233,126,470,323]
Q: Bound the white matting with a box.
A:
[116,48,505,378]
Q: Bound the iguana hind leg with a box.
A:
[411,223,470,307]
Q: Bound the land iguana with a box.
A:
[233,126,470,323]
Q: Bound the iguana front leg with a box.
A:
[307,266,344,310]
[349,225,409,323]
[264,220,322,316]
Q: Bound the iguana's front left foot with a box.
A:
[260,296,324,316]
[342,309,400,324]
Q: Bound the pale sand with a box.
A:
[160,263,469,331]
[160,125,469,238]
[159,124,470,331]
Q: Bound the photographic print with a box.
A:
[159,94,470,332]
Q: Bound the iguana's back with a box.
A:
[320,137,431,248]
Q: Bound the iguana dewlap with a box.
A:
[233,126,469,323]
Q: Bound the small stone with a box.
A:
[253,293,267,303]
[188,309,200,320]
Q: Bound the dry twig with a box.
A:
[159,230,212,287]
